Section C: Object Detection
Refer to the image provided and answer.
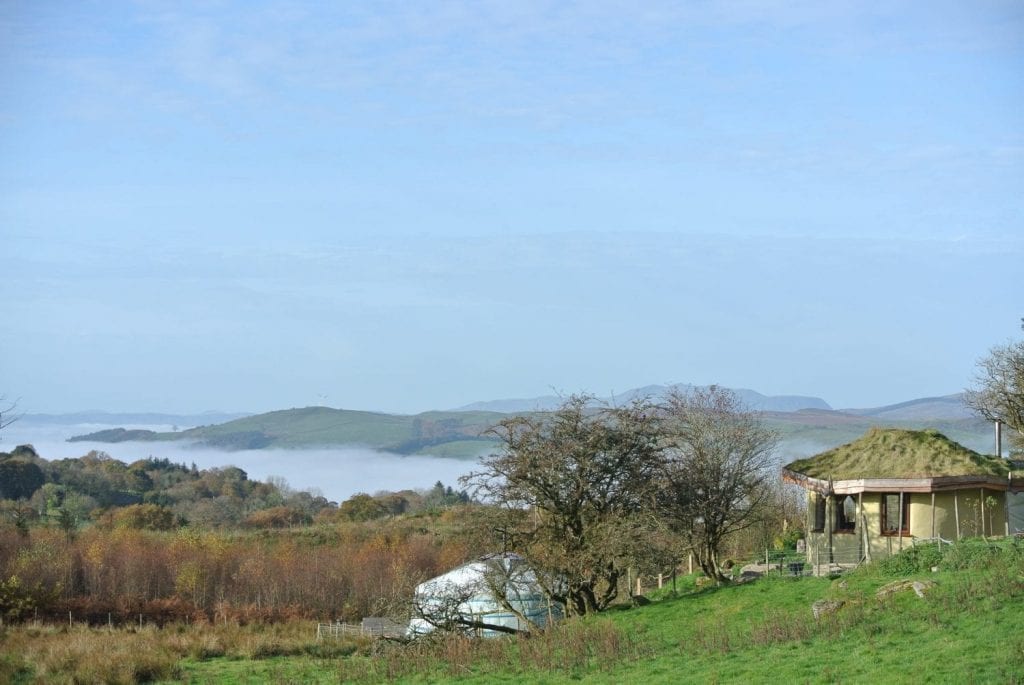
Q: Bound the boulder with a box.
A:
[811,599,845,620]
[876,579,936,600]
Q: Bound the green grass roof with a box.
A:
[783,428,1011,480]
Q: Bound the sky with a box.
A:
[1,1,1022,416]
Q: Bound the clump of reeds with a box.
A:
[7,624,180,684]
[0,619,365,683]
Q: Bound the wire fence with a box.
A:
[756,548,863,577]
[316,618,406,640]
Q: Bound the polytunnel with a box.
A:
[407,552,562,637]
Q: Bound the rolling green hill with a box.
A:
[69,406,507,456]
[763,410,995,456]
[66,404,997,459]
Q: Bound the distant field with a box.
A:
[765,413,994,456]
[70,406,508,455]
[67,405,997,460]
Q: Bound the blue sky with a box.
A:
[1,1,1021,414]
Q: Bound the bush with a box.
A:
[107,503,178,531]
[877,539,1024,577]
[940,539,1017,571]
[877,542,944,575]
[772,529,804,551]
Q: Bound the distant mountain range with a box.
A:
[48,386,1000,459]
[453,383,832,413]
[839,395,976,421]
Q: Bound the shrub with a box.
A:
[877,542,945,575]
[772,529,804,551]
[939,539,1008,571]
[242,506,312,529]
[108,503,178,531]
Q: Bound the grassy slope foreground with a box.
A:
[2,540,1021,683]
[334,540,1024,684]
[176,541,1024,683]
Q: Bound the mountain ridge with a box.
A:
[452,383,832,413]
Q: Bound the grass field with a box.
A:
[322,539,1024,684]
[4,538,1020,684]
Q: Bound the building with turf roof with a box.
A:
[783,428,1024,566]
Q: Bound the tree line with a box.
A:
[0,446,470,534]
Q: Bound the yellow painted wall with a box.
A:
[803,489,1008,564]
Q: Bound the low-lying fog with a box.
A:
[0,421,480,502]
[2,420,847,504]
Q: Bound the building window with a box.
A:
[812,494,826,532]
[881,493,910,536]
[834,495,856,533]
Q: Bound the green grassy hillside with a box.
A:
[766,411,994,456]
[2,539,1020,684]
[67,405,996,460]
[161,538,1024,684]
[70,406,507,456]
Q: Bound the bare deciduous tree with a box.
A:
[965,325,1024,450]
[462,395,664,616]
[0,396,20,439]
[657,386,778,584]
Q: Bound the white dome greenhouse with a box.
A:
[407,552,562,637]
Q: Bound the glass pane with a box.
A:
[884,494,900,532]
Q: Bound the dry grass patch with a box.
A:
[0,619,365,684]
[336,618,651,683]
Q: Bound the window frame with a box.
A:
[880,492,910,536]
[811,493,826,533]
[833,494,856,534]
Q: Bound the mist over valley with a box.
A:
[0,419,478,503]
[2,386,997,503]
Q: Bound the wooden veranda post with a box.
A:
[898,491,904,553]
[858,492,869,563]
[827,494,834,564]
[931,492,936,538]
[980,488,986,537]
[954,491,961,540]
